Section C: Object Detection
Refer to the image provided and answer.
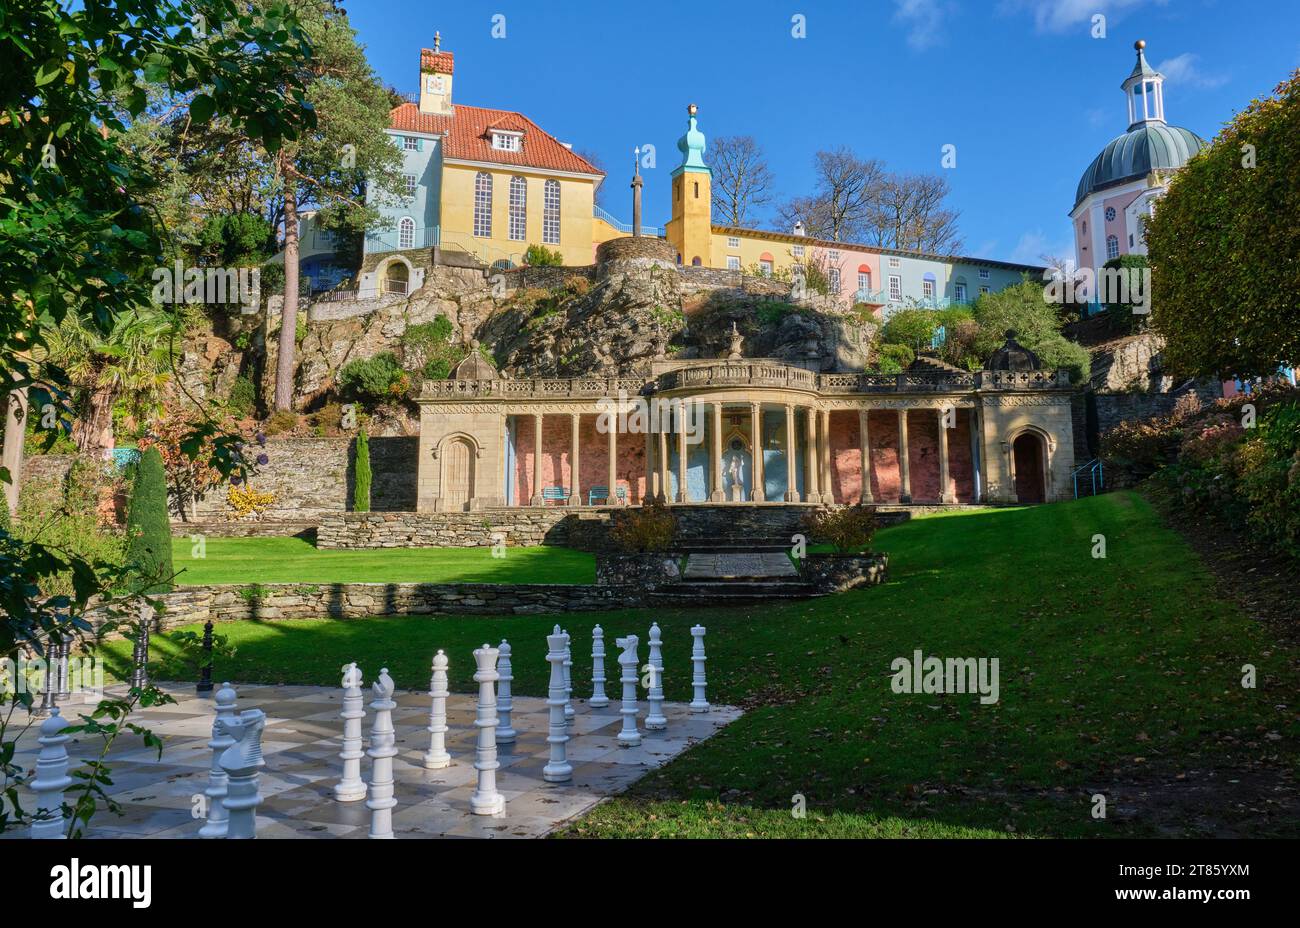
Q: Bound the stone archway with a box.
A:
[1011,432,1046,504]
[440,436,476,511]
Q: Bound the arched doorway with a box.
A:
[1012,433,1046,503]
[441,437,475,511]
[383,260,409,295]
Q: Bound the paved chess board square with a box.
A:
[4,683,740,839]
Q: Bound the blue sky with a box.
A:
[346,0,1298,264]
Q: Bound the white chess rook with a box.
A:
[334,662,368,801]
[30,708,71,839]
[616,634,641,747]
[216,708,266,840]
[366,668,398,838]
[646,622,667,730]
[423,650,451,769]
[497,639,517,743]
[562,627,575,722]
[470,645,505,815]
[199,681,238,837]
[590,624,609,707]
[690,625,710,712]
[543,632,573,782]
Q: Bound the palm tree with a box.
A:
[47,306,179,457]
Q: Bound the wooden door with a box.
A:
[1012,434,1045,504]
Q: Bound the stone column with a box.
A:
[710,402,724,502]
[530,413,544,506]
[568,412,581,506]
[658,425,669,503]
[969,408,983,503]
[607,414,619,505]
[804,407,820,503]
[897,408,912,503]
[820,408,833,504]
[784,404,798,501]
[859,409,873,504]
[750,403,765,502]
[938,407,956,504]
[675,399,688,504]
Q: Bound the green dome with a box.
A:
[1074,122,1205,207]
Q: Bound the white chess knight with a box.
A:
[366,668,398,839]
[543,631,572,782]
[645,623,667,730]
[199,682,238,837]
[590,624,609,707]
[690,625,710,712]
[616,635,641,747]
[423,650,451,769]
[470,645,505,815]
[334,662,368,801]
[216,708,266,840]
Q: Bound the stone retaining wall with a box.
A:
[316,509,580,548]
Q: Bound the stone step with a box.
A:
[660,580,818,596]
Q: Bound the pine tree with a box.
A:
[126,446,174,593]
[353,428,371,512]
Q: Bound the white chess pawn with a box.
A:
[645,623,667,730]
[590,624,609,707]
[616,635,641,747]
[366,668,398,839]
[562,627,575,723]
[423,650,451,769]
[30,708,71,839]
[497,639,516,743]
[216,708,266,840]
[470,645,505,815]
[690,625,710,712]
[199,681,238,837]
[543,632,572,782]
[334,662,367,801]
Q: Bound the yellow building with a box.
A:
[368,34,605,270]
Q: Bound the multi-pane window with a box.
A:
[1106,235,1119,260]
[542,179,561,245]
[398,217,415,250]
[792,244,805,258]
[858,271,871,292]
[829,268,841,292]
[403,174,417,197]
[955,282,967,303]
[508,176,527,241]
[726,256,741,271]
[978,268,990,280]
[492,133,520,152]
[760,260,773,277]
[888,256,901,269]
[979,286,990,295]
[922,279,935,300]
[888,275,902,301]
[402,136,418,151]
[828,249,840,262]
[473,172,492,238]
[727,236,739,248]
[1105,206,1116,221]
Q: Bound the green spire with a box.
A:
[673,103,711,177]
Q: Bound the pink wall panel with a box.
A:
[514,415,650,505]
[867,410,901,501]
[906,410,942,502]
[827,411,861,505]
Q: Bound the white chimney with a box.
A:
[792,221,806,237]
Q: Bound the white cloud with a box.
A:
[892,0,952,51]
[1010,229,1074,265]
[1155,52,1229,89]
[998,0,1164,34]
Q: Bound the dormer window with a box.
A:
[491,131,522,152]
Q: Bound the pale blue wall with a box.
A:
[371,129,440,246]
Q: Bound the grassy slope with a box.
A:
[168,536,595,585]
[114,493,1296,837]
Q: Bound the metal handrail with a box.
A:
[1071,459,1105,498]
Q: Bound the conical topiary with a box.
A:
[126,446,174,592]
[353,428,371,512]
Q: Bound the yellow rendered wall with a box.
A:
[440,163,596,267]
[709,231,810,274]
[666,172,712,266]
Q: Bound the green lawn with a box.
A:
[169,536,596,585]
[111,493,1298,838]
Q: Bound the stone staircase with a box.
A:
[649,551,818,604]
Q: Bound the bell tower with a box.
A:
[419,32,455,116]
[665,104,712,266]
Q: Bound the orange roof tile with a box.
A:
[389,102,603,176]
[420,49,454,74]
